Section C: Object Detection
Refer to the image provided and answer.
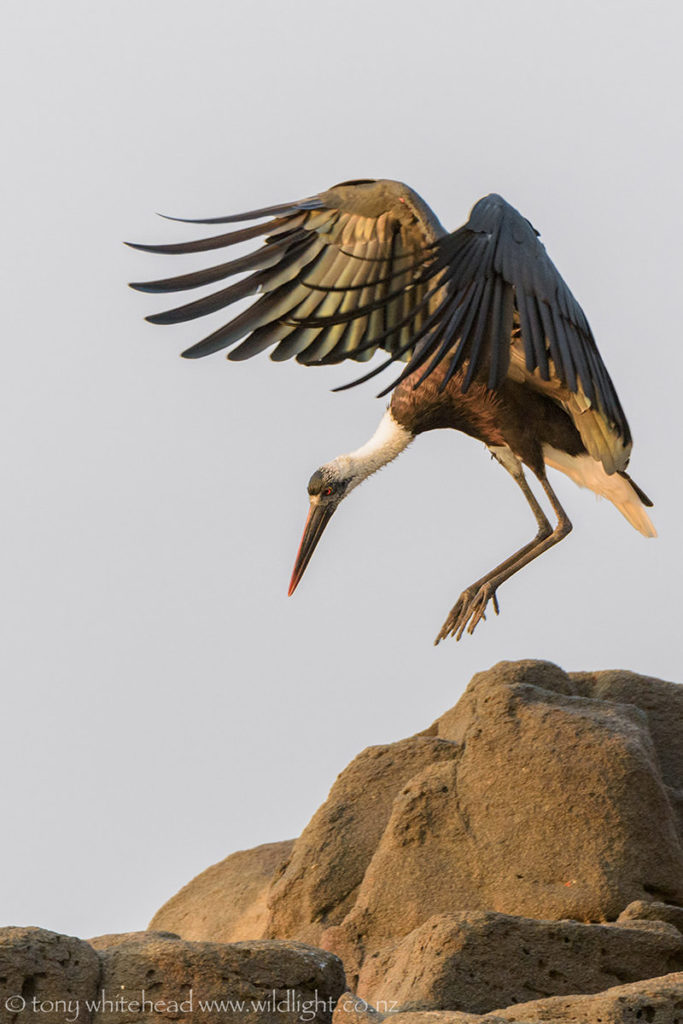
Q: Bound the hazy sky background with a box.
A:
[2,0,681,939]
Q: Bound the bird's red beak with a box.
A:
[288,502,336,596]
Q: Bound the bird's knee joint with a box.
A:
[559,517,573,537]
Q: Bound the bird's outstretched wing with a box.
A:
[320,191,631,470]
[128,179,446,367]
[130,182,630,467]
[387,193,631,460]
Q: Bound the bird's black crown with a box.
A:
[307,469,326,496]
[307,466,347,498]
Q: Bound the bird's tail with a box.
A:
[542,447,657,538]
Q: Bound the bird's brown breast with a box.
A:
[390,365,585,475]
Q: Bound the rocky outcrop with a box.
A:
[18,920,681,1022]
[4,661,682,1022]
[0,928,100,1023]
[266,737,460,946]
[145,659,683,1017]
[490,971,683,1022]
[310,661,682,984]
[149,840,294,942]
[618,899,683,933]
[98,933,345,1023]
[0,928,345,1024]
[332,974,683,1023]
[355,912,683,1012]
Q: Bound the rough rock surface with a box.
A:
[8,661,680,1022]
[321,661,683,981]
[148,664,683,969]
[330,994,497,1024]
[265,737,460,946]
[331,976,683,1023]
[618,899,683,934]
[568,669,683,843]
[355,911,683,1012]
[149,840,294,942]
[0,927,345,1024]
[0,928,100,1023]
[88,929,180,950]
[98,932,345,1023]
[490,971,683,1022]
[142,659,683,1015]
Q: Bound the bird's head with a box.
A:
[287,410,413,596]
[288,458,356,596]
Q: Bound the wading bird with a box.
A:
[129,179,655,643]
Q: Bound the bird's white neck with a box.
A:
[332,409,413,491]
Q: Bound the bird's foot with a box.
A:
[434,583,500,644]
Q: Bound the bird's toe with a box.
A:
[435,583,500,644]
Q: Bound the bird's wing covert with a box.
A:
[128,178,446,367]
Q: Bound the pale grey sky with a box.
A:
[2,0,681,939]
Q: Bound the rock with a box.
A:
[322,661,683,981]
[331,991,386,1023]
[391,1016,507,1024]
[334,974,683,1023]
[0,928,344,1024]
[0,927,100,1023]
[149,840,294,942]
[330,993,494,1024]
[331,996,490,1024]
[568,670,683,792]
[617,899,683,934]
[355,911,683,1013]
[97,933,345,1023]
[144,660,683,1011]
[265,737,459,946]
[397,1017,506,1024]
[89,930,180,950]
[569,669,683,844]
[6,661,682,1021]
[489,970,683,1022]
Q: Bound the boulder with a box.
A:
[490,970,683,1022]
[332,974,683,1024]
[0,928,344,1024]
[331,992,387,1023]
[265,737,459,946]
[330,992,492,1024]
[97,933,345,1023]
[322,661,683,981]
[569,668,683,844]
[0,927,100,1023]
[149,840,294,942]
[567,669,683,791]
[618,899,683,934]
[355,911,683,1013]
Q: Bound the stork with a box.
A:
[128,179,655,643]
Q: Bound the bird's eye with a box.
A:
[323,486,333,496]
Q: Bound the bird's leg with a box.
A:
[435,465,551,643]
[435,459,571,644]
